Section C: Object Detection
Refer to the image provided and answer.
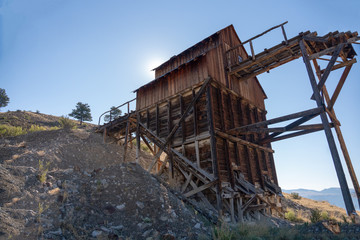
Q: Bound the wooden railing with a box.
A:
[98,98,136,126]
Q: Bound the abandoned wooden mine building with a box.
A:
[99,22,360,222]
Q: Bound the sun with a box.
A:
[145,58,165,79]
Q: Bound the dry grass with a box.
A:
[283,193,360,223]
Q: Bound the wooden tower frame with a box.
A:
[98,22,360,221]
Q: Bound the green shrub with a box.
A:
[285,210,303,223]
[0,124,26,137]
[38,160,50,183]
[28,125,47,133]
[291,192,301,200]
[321,211,329,221]
[58,116,76,130]
[285,210,297,222]
[310,209,322,223]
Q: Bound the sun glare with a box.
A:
[145,58,165,79]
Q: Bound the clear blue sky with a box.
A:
[1,0,359,192]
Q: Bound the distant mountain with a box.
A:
[283,188,360,211]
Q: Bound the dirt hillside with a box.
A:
[0,112,211,239]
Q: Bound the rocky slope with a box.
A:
[0,112,211,239]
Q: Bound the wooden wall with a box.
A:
[208,84,277,187]
[138,83,278,189]
[136,25,267,111]
[136,57,209,110]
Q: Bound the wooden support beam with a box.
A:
[260,112,320,144]
[328,65,352,111]
[242,124,330,134]
[250,40,255,61]
[140,122,214,182]
[313,60,360,209]
[216,131,274,153]
[147,77,212,172]
[281,25,288,44]
[181,172,193,193]
[103,127,107,143]
[227,107,323,134]
[122,119,130,162]
[177,167,217,212]
[206,84,222,214]
[136,112,140,163]
[320,59,356,74]
[184,180,217,198]
[270,128,325,143]
[195,140,200,168]
[155,103,159,136]
[308,36,359,61]
[310,44,343,100]
[140,134,155,156]
[192,89,198,136]
[300,39,356,216]
[241,195,257,211]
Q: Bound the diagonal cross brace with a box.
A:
[260,111,321,144]
[227,107,323,135]
[310,43,344,100]
[147,77,212,172]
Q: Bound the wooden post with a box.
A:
[230,197,235,223]
[250,40,255,61]
[313,60,360,208]
[122,119,130,162]
[136,112,140,163]
[281,25,288,45]
[103,127,107,144]
[300,40,356,216]
[238,197,244,222]
[195,140,200,168]
[206,84,222,215]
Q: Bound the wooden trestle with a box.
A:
[98,26,360,221]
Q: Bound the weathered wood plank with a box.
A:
[227,107,323,134]
[216,131,274,153]
[184,180,217,198]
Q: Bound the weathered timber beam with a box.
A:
[215,131,274,153]
[300,39,356,216]
[269,128,325,143]
[227,107,323,134]
[260,112,320,144]
[328,65,352,111]
[184,180,217,198]
[206,85,223,214]
[177,167,217,212]
[310,44,344,100]
[147,77,212,172]
[240,124,330,134]
[320,58,356,74]
[140,134,155,155]
[313,60,360,209]
[241,195,257,211]
[139,122,214,181]
[122,118,130,162]
[303,36,327,43]
[308,36,359,60]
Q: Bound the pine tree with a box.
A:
[104,106,122,123]
[0,88,10,110]
[69,102,92,125]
